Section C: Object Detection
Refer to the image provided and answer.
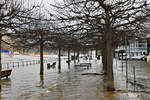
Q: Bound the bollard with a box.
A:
[47,63,51,69]
[13,62,15,68]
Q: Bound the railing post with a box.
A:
[18,62,19,67]
[13,62,15,68]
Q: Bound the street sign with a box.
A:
[0,50,9,53]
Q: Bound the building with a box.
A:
[115,34,150,59]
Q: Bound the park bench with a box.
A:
[47,62,56,69]
[1,69,12,78]
[66,60,71,63]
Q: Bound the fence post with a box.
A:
[22,62,24,67]
[13,62,15,68]
[18,62,19,67]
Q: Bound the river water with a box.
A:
[1,57,150,100]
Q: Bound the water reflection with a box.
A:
[2,78,11,100]
[56,76,63,100]
[1,59,150,100]
[104,91,115,100]
[40,75,44,88]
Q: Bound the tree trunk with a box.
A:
[58,48,61,73]
[68,49,70,61]
[96,49,98,59]
[104,8,115,90]
[68,49,70,69]
[147,41,149,55]
[102,47,107,73]
[40,40,44,75]
[40,75,44,87]
[74,50,76,64]
[105,32,115,91]
[77,50,80,62]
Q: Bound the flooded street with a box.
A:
[2,0,150,99]
[1,56,150,100]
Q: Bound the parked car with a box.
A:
[131,55,145,60]
[140,55,147,61]
[129,55,147,61]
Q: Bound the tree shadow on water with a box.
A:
[39,75,44,88]
[103,74,115,100]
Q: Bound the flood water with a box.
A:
[1,57,150,100]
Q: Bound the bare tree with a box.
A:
[0,0,39,88]
[48,0,150,90]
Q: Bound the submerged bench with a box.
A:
[80,63,91,67]
[1,69,12,78]
[66,60,71,63]
[74,63,91,68]
[47,62,56,69]
[74,64,81,67]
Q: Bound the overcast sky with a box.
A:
[31,0,63,8]
[21,0,63,17]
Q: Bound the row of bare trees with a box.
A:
[0,0,41,89]
[0,0,82,76]
[48,0,150,90]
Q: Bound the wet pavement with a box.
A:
[1,57,150,100]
